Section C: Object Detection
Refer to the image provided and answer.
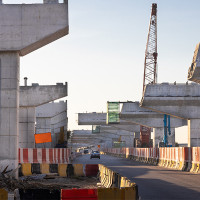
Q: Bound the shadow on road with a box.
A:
[73,154,200,200]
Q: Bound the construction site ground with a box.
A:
[0,173,102,192]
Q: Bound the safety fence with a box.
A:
[18,148,71,164]
[103,147,200,173]
[16,164,139,200]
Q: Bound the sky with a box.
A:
[4,0,200,143]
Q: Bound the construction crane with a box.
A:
[143,3,158,92]
[140,4,158,148]
[142,4,171,147]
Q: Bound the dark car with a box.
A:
[90,151,100,159]
[84,149,89,154]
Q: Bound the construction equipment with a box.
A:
[141,3,158,147]
[143,3,158,92]
[142,4,171,146]
[163,114,171,147]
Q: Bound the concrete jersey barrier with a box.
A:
[104,147,200,172]
[19,148,71,164]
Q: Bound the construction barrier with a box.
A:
[61,187,138,200]
[190,147,200,173]
[0,189,8,200]
[18,164,139,200]
[21,163,32,176]
[19,164,99,177]
[85,164,99,177]
[73,164,84,176]
[103,147,200,172]
[19,148,71,164]
[58,164,68,177]
[61,189,98,200]
[19,189,60,200]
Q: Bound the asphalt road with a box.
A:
[73,154,200,200]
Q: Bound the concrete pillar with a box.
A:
[36,118,51,148]
[0,52,19,176]
[134,132,140,139]
[0,2,68,177]
[168,128,175,147]
[19,108,35,148]
[188,119,200,147]
[153,128,163,148]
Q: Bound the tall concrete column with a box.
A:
[0,1,69,176]
[153,128,163,147]
[168,128,175,147]
[188,119,200,147]
[19,107,35,148]
[0,52,19,175]
[134,132,140,139]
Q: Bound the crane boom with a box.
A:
[143,3,158,92]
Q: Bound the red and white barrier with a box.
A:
[103,147,200,172]
[19,148,71,164]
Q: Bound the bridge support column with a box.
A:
[188,119,200,147]
[134,132,140,139]
[153,128,163,148]
[19,107,35,148]
[168,128,175,147]
[0,52,19,177]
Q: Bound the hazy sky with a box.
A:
[4,0,200,143]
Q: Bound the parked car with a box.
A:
[90,151,100,159]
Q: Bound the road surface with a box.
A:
[73,154,200,200]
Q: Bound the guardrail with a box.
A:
[103,147,200,173]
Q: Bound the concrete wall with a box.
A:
[35,101,68,148]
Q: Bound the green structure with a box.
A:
[113,141,126,148]
[92,125,101,133]
[107,102,120,124]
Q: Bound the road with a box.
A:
[73,154,200,200]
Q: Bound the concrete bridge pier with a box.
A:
[188,119,200,147]
[140,83,200,147]
[0,0,69,176]
[19,107,35,148]
[0,52,19,175]
[134,132,140,139]
[153,128,163,148]
[153,128,175,147]
[168,128,175,147]
[19,83,68,148]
